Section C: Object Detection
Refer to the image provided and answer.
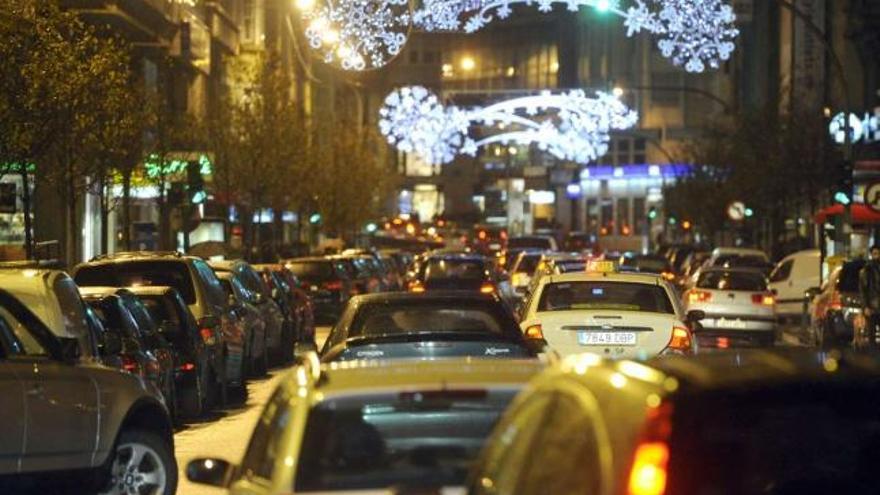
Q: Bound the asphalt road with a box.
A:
[173,326,332,495]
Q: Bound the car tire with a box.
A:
[179,372,204,418]
[99,429,177,495]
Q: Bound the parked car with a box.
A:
[129,286,218,417]
[769,249,821,321]
[72,251,232,398]
[80,287,179,418]
[469,349,880,495]
[209,260,289,364]
[0,269,176,494]
[253,264,316,349]
[284,256,353,323]
[809,259,864,347]
[217,272,269,376]
[683,267,777,348]
[321,292,539,361]
[186,358,544,494]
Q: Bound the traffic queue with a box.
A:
[2,238,879,494]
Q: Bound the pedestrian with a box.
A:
[859,245,880,347]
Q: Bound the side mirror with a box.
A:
[102,332,123,355]
[186,458,234,488]
[805,287,821,300]
[686,310,706,323]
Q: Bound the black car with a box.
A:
[320,291,537,361]
[618,253,676,281]
[129,286,215,418]
[285,257,353,323]
[410,254,506,295]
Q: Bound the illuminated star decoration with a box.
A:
[414,0,739,72]
[378,86,639,164]
[297,0,411,70]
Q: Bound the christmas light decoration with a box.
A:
[378,86,638,164]
[297,0,411,70]
[414,0,738,73]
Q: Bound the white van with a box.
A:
[769,249,821,320]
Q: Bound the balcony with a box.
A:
[63,0,179,46]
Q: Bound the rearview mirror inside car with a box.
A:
[186,458,234,488]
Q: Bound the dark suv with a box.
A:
[72,252,233,403]
[285,257,353,323]
[0,270,176,494]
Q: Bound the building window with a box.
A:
[633,197,646,235]
[616,198,630,235]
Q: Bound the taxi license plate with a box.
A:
[577,331,637,346]
[715,318,747,329]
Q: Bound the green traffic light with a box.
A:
[309,213,322,224]
[647,207,657,220]
[668,217,677,225]
[744,207,754,217]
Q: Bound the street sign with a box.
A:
[727,201,746,221]
[864,182,880,213]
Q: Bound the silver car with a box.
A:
[683,267,777,348]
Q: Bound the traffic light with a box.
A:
[309,213,322,225]
[187,161,206,204]
[647,207,658,220]
[682,220,692,230]
[667,216,677,226]
[836,160,853,205]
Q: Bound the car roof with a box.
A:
[425,253,487,262]
[284,257,331,263]
[711,247,766,257]
[84,251,191,263]
[545,271,664,285]
[699,266,767,275]
[125,286,177,297]
[304,358,545,397]
[78,286,133,297]
[348,290,502,305]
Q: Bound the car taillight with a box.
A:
[686,290,712,304]
[179,362,196,372]
[661,271,676,281]
[627,402,673,495]
[121,355,141,375]
[666,326,692,351]
[200,328,217,345]
[409,281,425,293]
[524,324,544,340]
[479,282,496,294]
[829,292,843,310]
[323,280,343,291]
[751,293,775,306]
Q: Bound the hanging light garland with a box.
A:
[378,86,639,164]
[295,0,739,72]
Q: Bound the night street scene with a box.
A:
[1,0,880,494]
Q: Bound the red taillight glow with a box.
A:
[751,293,775,306]
[524,324,544,340]
[121,355,140,375]
[829,293,843,310]
[666,326,692,351]
[179,362,196,372]
[687,290,712,304]
[627,403,673,495]
[479,283,496,294]
[200,328,217,345]
[661,272,676,281]
[323,280,343,291]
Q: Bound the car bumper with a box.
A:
[695,329,776,348]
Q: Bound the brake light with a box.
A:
[409,281,425,293]
[323,280,343,291]
[200,328,217,345]
[751,293,775,306]
[121,355,141,375]
[179,362,196,372]
[666,326,692,351]
[686,290,712,304]
[479,282,496,294]
[524,324,544,340]
[627,402,673,495]
[829,292,843,311]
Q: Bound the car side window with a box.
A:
[240,388,293,481]
[517,392,602,495]
[0,306,49,357]
[769,260,794,283]
[193,259,227,312]
[471,392,553,495]
[53,275,93,358]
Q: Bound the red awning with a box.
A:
[814,203,880,224]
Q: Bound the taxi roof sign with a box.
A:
[586,260,617,273]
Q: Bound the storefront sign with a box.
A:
[829,110,880,145]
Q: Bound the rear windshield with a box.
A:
[508,237,553,249]
[622,256,670,274]
[288,261,337,281]
[839,261,865,293]
[348,300,508,338]
[294,390,518,492]
[514,254,541,274]
[697,271,767,291]
[538,282,674,314]
[75,262,196,304]
[714,254,767,266]
[557,261,586,273]
[671,385,880,494]
[425,259,486,280]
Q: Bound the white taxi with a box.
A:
[519,261,695,359]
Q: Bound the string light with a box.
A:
[378,86,639,165]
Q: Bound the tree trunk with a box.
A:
[122,170,132,251]
[65,160,78,265]
[99,173,109,255]
[20,166,33,260]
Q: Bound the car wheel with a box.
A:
[179,372,204,418]
[99,429,177,495]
